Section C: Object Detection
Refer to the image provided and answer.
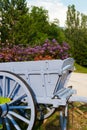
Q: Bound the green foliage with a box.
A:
[27,6,66,45]
[47,23,66,43]
[13,14,30,45]
[66,5,80,29]
[0,0,28,44]
[65,5,87,66]
[27,6,49,45]
[0,2,66,46]
[74,63,87,73]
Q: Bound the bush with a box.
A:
[0,40,70,62]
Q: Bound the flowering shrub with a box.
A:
[0,40,70,62]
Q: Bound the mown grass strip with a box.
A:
[74,63,87,73]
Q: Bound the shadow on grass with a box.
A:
[33,119,44,130]
[33,111,61,130]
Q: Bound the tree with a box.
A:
[66,5,80,29]
[0,0,28,44]
[65,5,87,66]
[28,6,49,45]
[47,23,66,43]
[0,1,67,46]
[81,13,87,29]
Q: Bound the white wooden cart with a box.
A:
[0,58,86,130]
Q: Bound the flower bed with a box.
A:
[0,40,70,62]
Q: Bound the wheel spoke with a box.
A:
[9,106,31,109]
[0,87,2,96]
[8,82,18,98]
[7,114,21,130]
[46,106,51,111]
[8,111,30,124]
[2,76,6,97]
[9,94,27,105]
[4,118,10,130]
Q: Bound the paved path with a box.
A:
[67,72,87,97]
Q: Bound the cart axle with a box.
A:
[0,97,10,117]
[0,104,8,117]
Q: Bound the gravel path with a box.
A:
[67,72,87,97]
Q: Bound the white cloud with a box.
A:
[27,0,67,27]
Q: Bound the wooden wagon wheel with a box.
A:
[0,71,36,130]
[37,104,55,120]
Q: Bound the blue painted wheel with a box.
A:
[0,71,36,130]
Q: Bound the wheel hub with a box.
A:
[0,97,10,117]
[0,97,10,104]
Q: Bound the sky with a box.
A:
[27,0,87,27]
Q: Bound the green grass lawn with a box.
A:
[74,63,87,73]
